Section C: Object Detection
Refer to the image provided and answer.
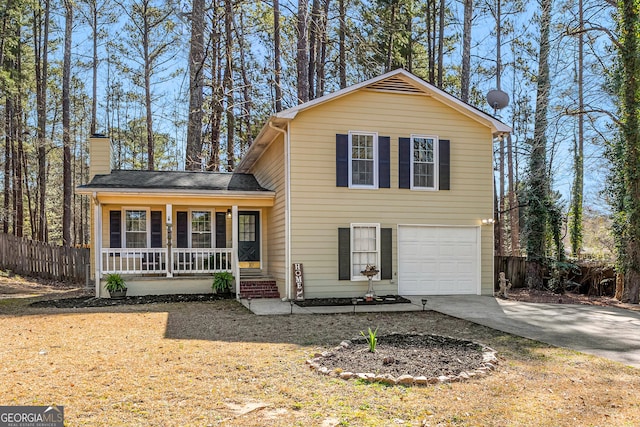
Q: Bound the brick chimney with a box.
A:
[89,134,111,180]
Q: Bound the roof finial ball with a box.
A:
[486,89,509,112]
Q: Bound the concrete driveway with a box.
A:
[423,295,640,369]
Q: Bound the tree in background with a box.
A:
[62,0,73,246]
[611,0,640,303]
[525,0,552,289]
[113,0,181,170]
[185,0,205,171]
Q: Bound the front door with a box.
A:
[238,211,260,268]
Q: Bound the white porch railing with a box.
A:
[101,248,168,274]
[100,248,234,275]
[171,248,233,274]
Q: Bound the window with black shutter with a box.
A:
[176,211,188,248]
[398,136,450,190]
[109,211,121,248]
[150,211,162,248]
[338,225,392,280]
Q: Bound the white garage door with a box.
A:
[398,225,480,295]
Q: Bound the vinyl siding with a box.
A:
[250,134,287,295]
[287,89,495,297]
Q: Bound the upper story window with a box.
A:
[125,209,147,248]
[349,132,378,189]
[411,135,438,190]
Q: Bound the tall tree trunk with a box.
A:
[570,0,584,257]
[208,2,222,171]
[3,100,10,234]
[316,0,329,96]
[338,0,346,89]
[426,0,435,83]
[236,7,252,152]
[143,5,155,170]
[273,0,283,111]
[62,0,73,246]
[296,0,309,103]
[34,0,50,242]
[618,0,640,303]
[186,0,205,170]
[507,133,519,255]
[386,1,397,72]
[526,0,552,289]
[308,0,319,99]
[498,134,505,256]
[224,0,235,171]
[460,0,472,102]
[91,0,98,135]
[436,0,445,87]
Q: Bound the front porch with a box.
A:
[100,247,233,276]
[97,246,279,298]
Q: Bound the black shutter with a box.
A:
[379,136,390,188]
[216,212,227,248]
[336,134,349,187]
[338,228,351,280]
[399,137,411,189]
[439,139,450,190]
[109,211,121,248]
[150,211,162,248]
[380,228,392,280]
[176,211,188,248]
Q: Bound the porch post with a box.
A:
[232,205,240,299]
[166,204,173,278]
[93,193,101,297]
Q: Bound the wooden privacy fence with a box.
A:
[494,256,527,288]
[0,233,90,283]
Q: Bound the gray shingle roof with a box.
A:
[78,170,271,192]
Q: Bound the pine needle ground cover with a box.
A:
[0,298,639,426]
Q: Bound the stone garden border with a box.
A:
[306,333,499,386]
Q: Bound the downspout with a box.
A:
[268,121,291,300]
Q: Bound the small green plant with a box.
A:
[360,327,378,353]
[212,271,234,293]
[105,273,127,291]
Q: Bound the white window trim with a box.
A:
[188,209,215,249]
[122,207,151,248]
[348,131,378,189]
[350,223,381,281]
[410,134,439,191]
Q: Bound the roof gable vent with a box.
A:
[365,75,426,95]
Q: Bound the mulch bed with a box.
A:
[309,333,494,381]
[30,293,233,309]
[295,295,411,307]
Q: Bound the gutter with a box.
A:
[75,188,276,198]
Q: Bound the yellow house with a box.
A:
[78,69,510,299]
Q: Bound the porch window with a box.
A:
[125,210,147,248]
[351,223,380,280]
[191,211,212,248]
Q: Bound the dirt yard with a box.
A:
[0,275,639,426]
